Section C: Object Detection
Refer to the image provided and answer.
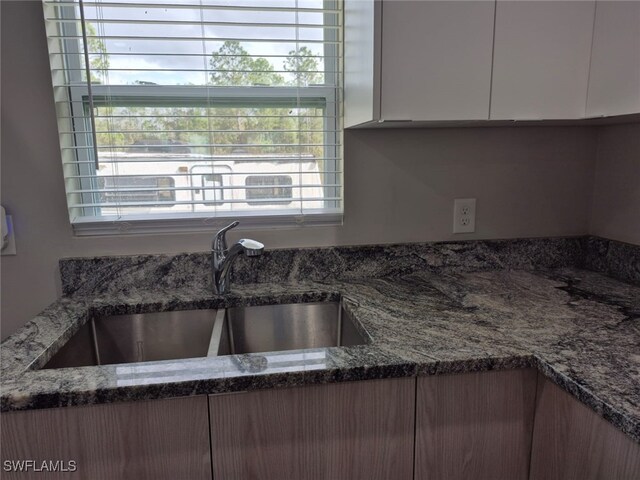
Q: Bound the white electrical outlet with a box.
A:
[453,198,476,234]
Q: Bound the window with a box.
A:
[43,0,343,234]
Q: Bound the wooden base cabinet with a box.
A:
[208,378,415,480]
[529,375,640,480]
[3,371,638,480]
[414,369,538,480]
[0,396,212,480]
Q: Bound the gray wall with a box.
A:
[590,123,640,245]
[0,1,634,340]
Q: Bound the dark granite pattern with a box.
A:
[59,236,585,296]
[583,236,640,286]
[2,264,639,444]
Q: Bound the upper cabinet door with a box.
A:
[587,1,640,117]
[380,0,495,121]
[491,1,596,120]
[344,0,382,128]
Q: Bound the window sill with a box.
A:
[70,210,343,236]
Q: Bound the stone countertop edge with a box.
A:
[1,268,639,446]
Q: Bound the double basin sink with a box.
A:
[43,301,369,369]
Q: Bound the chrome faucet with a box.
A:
[211,221,264,294]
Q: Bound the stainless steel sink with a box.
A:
[213,302,367,356]
[42,301,368,369]
[43,309,218,369]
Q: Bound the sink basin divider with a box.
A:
[90,318,102,366]
[207,309,227,357]
[336,301,343,347]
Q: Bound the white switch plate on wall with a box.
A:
[453,198,476,234]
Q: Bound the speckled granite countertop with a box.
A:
[1,237,639,445]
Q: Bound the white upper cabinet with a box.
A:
[344,0,495,126]
[344,0,638,126]
[586,1,640,117]
[380,0,495,121]
[344,0,381,127]
[490,0,596,120]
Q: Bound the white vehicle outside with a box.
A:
[95,152,325,216]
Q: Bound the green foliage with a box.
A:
[86,24,109,84]
[209,41,284,86]
[284,47,323,86]
[93,40,325,158]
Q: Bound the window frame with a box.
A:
[48,0,343,235]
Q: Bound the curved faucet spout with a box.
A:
[211,222,264,294]
[212,220,240,252]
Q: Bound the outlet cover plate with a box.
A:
[453,198,476,234]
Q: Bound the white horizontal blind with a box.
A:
[43,0,343,234]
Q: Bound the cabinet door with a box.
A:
[0,396,212,480]
[491,0,596,119]
[209,378,415,480]
[414,368,537,480]
[530,375,640,480]
[380,0,495,121]
[344,0,381,127]
[586,1,640,117]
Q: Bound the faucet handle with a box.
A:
[212,221,240,252]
